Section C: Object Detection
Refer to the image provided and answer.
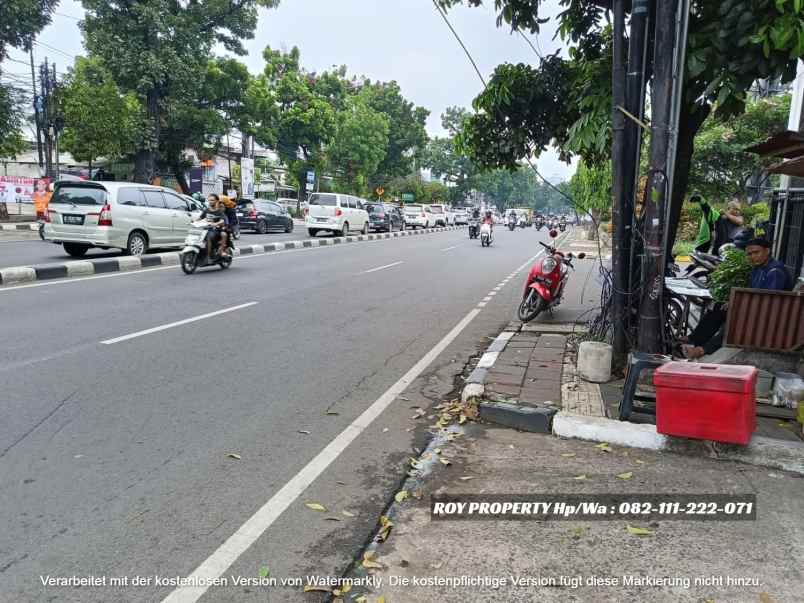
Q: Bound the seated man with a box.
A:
[201,195,230,257]
[683,239,792,359]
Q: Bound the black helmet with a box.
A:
[732,229,754,250]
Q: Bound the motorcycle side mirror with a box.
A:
[577,253,586,259]
[566,252,574,259]
[549,229,558,238]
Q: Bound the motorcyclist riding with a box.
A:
[200,194,230,258]
[483,210,494,230]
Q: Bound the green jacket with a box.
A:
[694,201,719,248]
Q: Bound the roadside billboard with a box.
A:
[241,158,255,199]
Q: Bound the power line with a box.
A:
[430,2,573,206]
[431,0,486,87]
[517,29,543,59]
[54,11,82,21]
[33,40,76,61]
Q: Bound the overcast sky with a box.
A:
[3,0,574,181]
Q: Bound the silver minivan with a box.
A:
[305,192,369,237]
[44,181,197,257]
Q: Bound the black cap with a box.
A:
[746,238,771,249]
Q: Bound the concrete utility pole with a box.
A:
[29,46,44,171]
[638,0,679,353]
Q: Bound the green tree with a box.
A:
[361,80,429,187]
[81,0,280,184]
[440,0,803,245]
[328,93,389,195]
[60,57,141,173]
[568,160,612,239]
[689,94,791,203]
[0,0,59,164]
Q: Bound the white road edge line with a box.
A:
[440,245,460,252]
[362,261,403,274]
[101,302,258,345]
[161,305,484,603]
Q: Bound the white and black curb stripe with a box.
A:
[0,223,39,231]
[0,226,461,286]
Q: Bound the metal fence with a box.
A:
[771,189,804,280]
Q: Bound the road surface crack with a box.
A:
[0,389,79,459]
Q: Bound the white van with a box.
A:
[305,192,369,237]
[44,181,197,257]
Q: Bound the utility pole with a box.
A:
[40,59,53,179]
[52,63,60,181]
[638,0,679,353]
[610,0,628,357]
[29,46,44,170]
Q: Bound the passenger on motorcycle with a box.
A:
[483,210,494,230]
[200,194,230,258]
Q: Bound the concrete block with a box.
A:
[479,402,556,433]
[116,257,142,272]
[552,412,668,450]
[65,261,95,277]
[0,266,37,285]
[461,382,485,404]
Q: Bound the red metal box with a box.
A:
[653,362,757,445]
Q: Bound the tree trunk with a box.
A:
[588,207,601,240]
[665,102,711,255]
[175,169,190,194]
[133,89,160,184]
[88,158,93,179]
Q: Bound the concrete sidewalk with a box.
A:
[346,425,803,603]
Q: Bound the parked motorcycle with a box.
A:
[480,223,493,247]
[468,218,479,239]
[180,220,235,274]
[518,230,585,322]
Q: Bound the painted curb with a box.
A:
[553,411,804,475]
[0,225,461,286]
[0,223,38,231]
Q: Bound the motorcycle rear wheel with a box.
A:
[220,255,232,270]
[518,289,546,322]
[181,251,198,275]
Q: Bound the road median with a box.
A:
[0,226,460,286]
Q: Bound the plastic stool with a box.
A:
[618,352,672,421]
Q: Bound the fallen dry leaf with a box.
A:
[362,551,383,569]
[635,460,645,465]
[354,597,368,603]
[394,490,409,503]
[336,480,347,486]
[459,476,475,481]
[325,411,339,416]
[305,502,327,512]
[617,472,634,480]
[382,427,389,433]
[376,596,386,603]
[342,510,355,517]
[298,430,311,435]
[333,583,352,596]
[561,453,576,458]
[324,516,342,522]
[595,442,612,452]
[626,525,654,536]
[377,516,393,542]
[303,585,332,593]
[227,453,241,460]
[434,448,442,454]
[759,593,775,603]
[439,458,451,466]
[573,474,588,480]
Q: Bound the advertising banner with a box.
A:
[0,176,50,204]
[241,158,255,199]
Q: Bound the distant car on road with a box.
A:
[428,204,448,227]
[306,192,369,237]
[44,181,198,257]
[366,202,405,232]
[403,204,431,229]
[453,209,468,225]
[237,200,294,234]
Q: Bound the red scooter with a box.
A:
[518,230,585,322]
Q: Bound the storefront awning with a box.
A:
[744,130,804,159]
[767,155,804,178]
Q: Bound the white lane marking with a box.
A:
[493,286,502,291]
[488,291,497,297]
[161,306,484,603]
[440,245,460,252]
[0,235,403,293]
[482,296,492,302]
[362,261,404,274]
[476,302,487,308]
[101,302,258,345]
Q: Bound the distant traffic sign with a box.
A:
[402,193,415,203]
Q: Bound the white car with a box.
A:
[403,204,431,229]
[306,192,370,237]
[453,209,468,225]
[44,181,198,257]
[428,204,449,227]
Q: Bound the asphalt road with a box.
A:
[0,225,346,270]
[0,226,598,603]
